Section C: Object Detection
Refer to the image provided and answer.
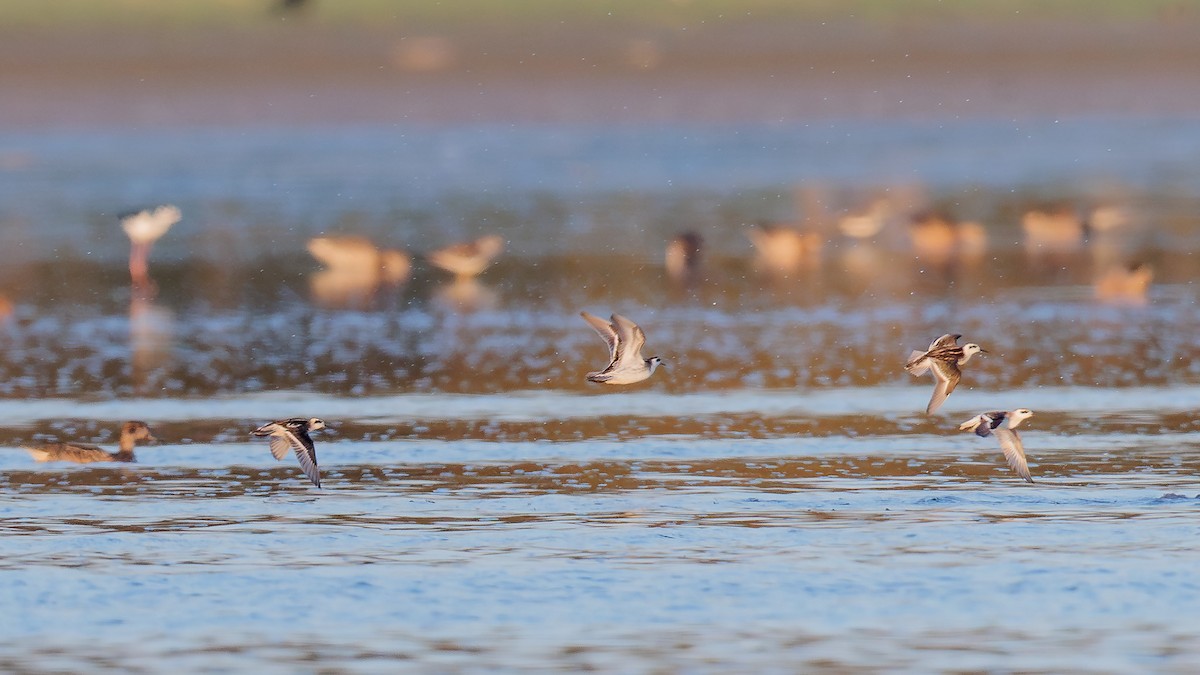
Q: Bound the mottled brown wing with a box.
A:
[926,358,961,414]
[929,333,962,350]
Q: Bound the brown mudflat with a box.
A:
[3,12,1200,128]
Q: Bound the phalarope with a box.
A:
[252,417,326,488]
[905,333,987,414]
[837,198,892,240]
[746,223,823,275]
[665,231,704,286]
[427,235,505,279]
[120,205,180,289]
[1022,206,1084,254]
[307,235,412,285]
[1094,262,1153,306]
[24,421,155,463]
[307,235,412,309]
[580,311,663,385]
[959,409,1035,482]
[908,212,987,264]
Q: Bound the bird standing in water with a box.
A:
[120,205,181,291]
[427,235,505,279]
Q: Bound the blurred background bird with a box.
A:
[665,231,704,287]
[1094,262,1153,306]
[120,204,180,292]
[307,235,412,309]
[427,234,505,280]
[746,223,823,277]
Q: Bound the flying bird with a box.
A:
[252,417,327,488]
[905,333,986,414]
[959,409,1036,483]
[580,311,663,385]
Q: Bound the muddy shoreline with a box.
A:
[4,17,1200,128]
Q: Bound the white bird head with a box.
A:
[646,356,664,374]
[961,343,987,361]
[308,418,327,431]
[1008,409,1034,427]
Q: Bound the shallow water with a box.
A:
[2,121,1200,672]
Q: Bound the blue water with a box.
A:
[1,117,1200,672]
[3,430,1199,672]
[3,117,1200,264]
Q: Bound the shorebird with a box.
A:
[959,409,1036,482]
[427,235,505,279]
[252,417,326,488]
[905,333,987,414]
[580,311,663,385]
[307,235,412,285]
[665,231,704,286]
[908,212,987,265]
[24,421,155,463]
[1094,262,1153,306]
[307,235,412,309]
[120,205,181,289]
[746,223,823,275]
[1022,206,1084,255]
[837,198,892,240]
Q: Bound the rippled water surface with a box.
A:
[2,121,1200,672]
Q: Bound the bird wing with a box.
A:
[277,427,321,488]
[24,442,110,463]
[267,435,292,461]
[252,421,280,436]
[581,311,620,363]
[958,414,986,434]
[993,428,1033,483]
[929,333,962,350]
[293,438,322,488]
[926,358,961,414]
[610,314,646,365]
[258,422,322,487]
[965,411,1008,437]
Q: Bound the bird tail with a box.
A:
[905,351,930,375]
[957,416,982,432]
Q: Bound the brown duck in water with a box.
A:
[24,421,155,463]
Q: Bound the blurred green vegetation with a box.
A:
[1,0,1193,28]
